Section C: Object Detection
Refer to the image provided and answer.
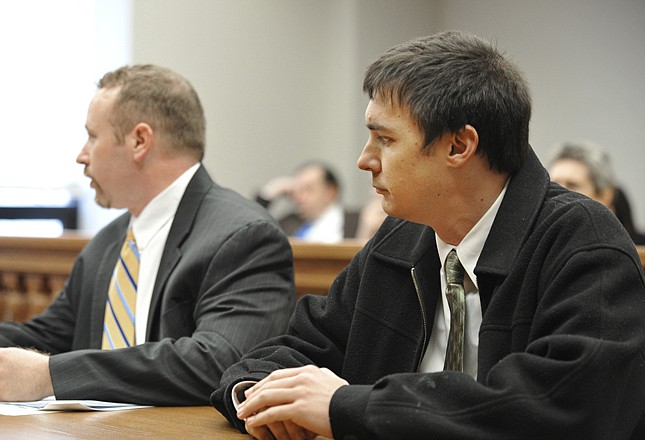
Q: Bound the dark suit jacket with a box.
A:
[0,166,295,405]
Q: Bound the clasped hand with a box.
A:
[236,365,349,440]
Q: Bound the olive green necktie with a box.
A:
[102,228,139,349]
[444,249,466,372]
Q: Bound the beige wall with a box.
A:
[435,0,645,226]
[131,0,437,209]
[131,0,645,227]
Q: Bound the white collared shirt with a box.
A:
[419,179,509,378]
[301,202,344,243]
[129,163,200,344]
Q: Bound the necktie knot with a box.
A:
[126,227,136,246]
[445,249,464,285]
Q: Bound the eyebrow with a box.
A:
[366,122,391,132]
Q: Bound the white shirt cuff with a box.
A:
[231,380,257,410]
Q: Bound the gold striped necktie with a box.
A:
[102,228,139,349]
[444,249,466,372]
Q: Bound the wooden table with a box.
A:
[0,406,250,439]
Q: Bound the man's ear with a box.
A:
[447,124,479,167]
[130,122,154,162]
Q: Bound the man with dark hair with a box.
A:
[0,64,295,405]
[212,31,645,439]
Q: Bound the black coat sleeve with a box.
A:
[211,239,368,430]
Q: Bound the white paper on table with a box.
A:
[0,398,151,416]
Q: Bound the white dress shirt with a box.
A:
[419,179,509,379]
[301,202,344,243]
[129,163,200,344]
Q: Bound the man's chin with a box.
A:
[93,195,110,209]
[381,201,394,218]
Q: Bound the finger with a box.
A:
[246,423,275,440]
[301,426,318,439]
[238,387,297,419]
[266,422,291,440]
[246,401,300,430]
[248,421,298,440]
[248,365,323,400]
[264,422,313,440]
[247,366,314,397]
[283,420,314,440]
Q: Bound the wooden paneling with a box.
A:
[290,239,364,297]
[0,233,87,321]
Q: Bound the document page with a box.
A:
[0,397,151,416]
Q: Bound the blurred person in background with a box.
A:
[256,162,357,242]
[549,141,645,245]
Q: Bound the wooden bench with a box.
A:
[0,234,365,322]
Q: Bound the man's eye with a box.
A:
[378,136,392,145]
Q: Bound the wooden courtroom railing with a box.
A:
[0,234,365,323]
[290,238,364,296]
[0,233,89,322]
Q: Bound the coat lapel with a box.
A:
[145,165,212,339]
[475,147,550,312]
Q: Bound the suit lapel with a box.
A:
[145,165,212,339]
